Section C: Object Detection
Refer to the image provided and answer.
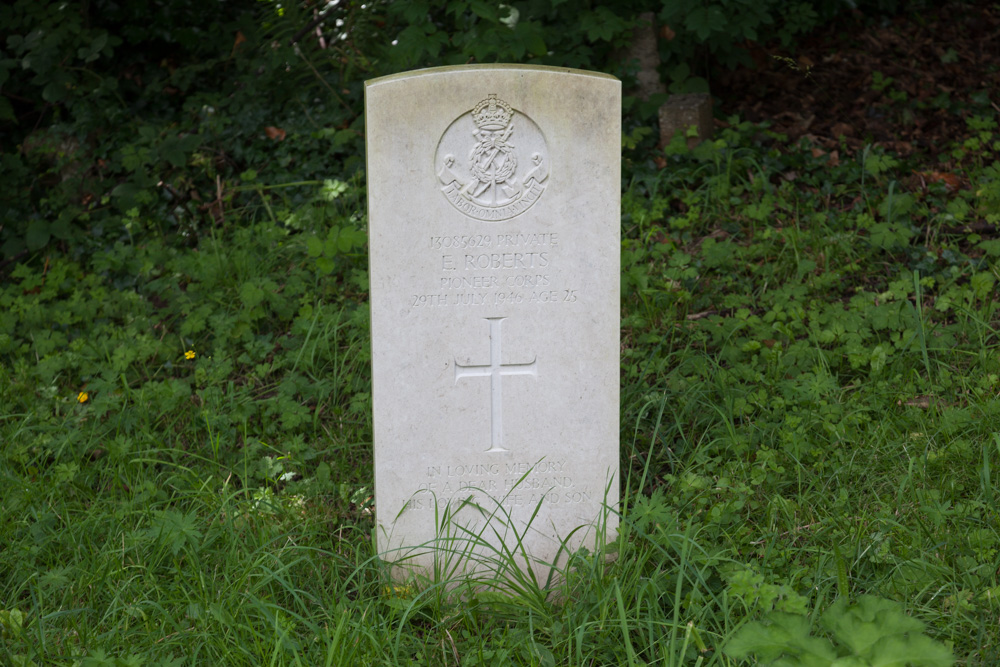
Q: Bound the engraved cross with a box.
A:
[455,317,537,453]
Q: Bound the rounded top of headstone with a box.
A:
[365,64,620,89]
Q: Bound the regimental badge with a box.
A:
[435,94,549,222]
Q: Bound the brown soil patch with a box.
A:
[714,1,1000,159]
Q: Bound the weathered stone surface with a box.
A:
[620,12,666,102]
[658,92,713,148]
[365,65,620,581]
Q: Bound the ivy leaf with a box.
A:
[42,79,68,103]
[579,7,629,42]
[685,6,727,40]
[306,236,324,258]
[468,0,498,22]
[159,134,201,168]
[25,219,51,250]
[514,20,547,56]
[393,23,447,66]
[315,256,335,275]
[337,227,367,253]
[77,31,109,63]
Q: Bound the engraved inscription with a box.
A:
[429,233,559,249]
[411,288,578,308]
[455,317,536,453]
[403,459,592,512]
[436,94,548,222]
[411,232,579,308]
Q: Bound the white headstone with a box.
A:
[366,65,620,582]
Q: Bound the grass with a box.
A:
[2,111,1000,665]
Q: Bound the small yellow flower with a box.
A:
[77,392,89,403]
[382,584,414,598]
[185,350,196,360]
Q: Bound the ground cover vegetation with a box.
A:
[1,0,998,664]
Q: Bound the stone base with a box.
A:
[658,93,713,149]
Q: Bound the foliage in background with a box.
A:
[2,0,933,260]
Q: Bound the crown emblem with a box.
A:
[472,94,513,130]
[435,92,547,221]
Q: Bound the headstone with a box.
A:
[658,92,713,149]
[366,65,620,582]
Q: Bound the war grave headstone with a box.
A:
[366,65,620,581]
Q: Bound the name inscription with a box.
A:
[410,231,580,308]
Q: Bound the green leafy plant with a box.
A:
[725,596,954,666]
